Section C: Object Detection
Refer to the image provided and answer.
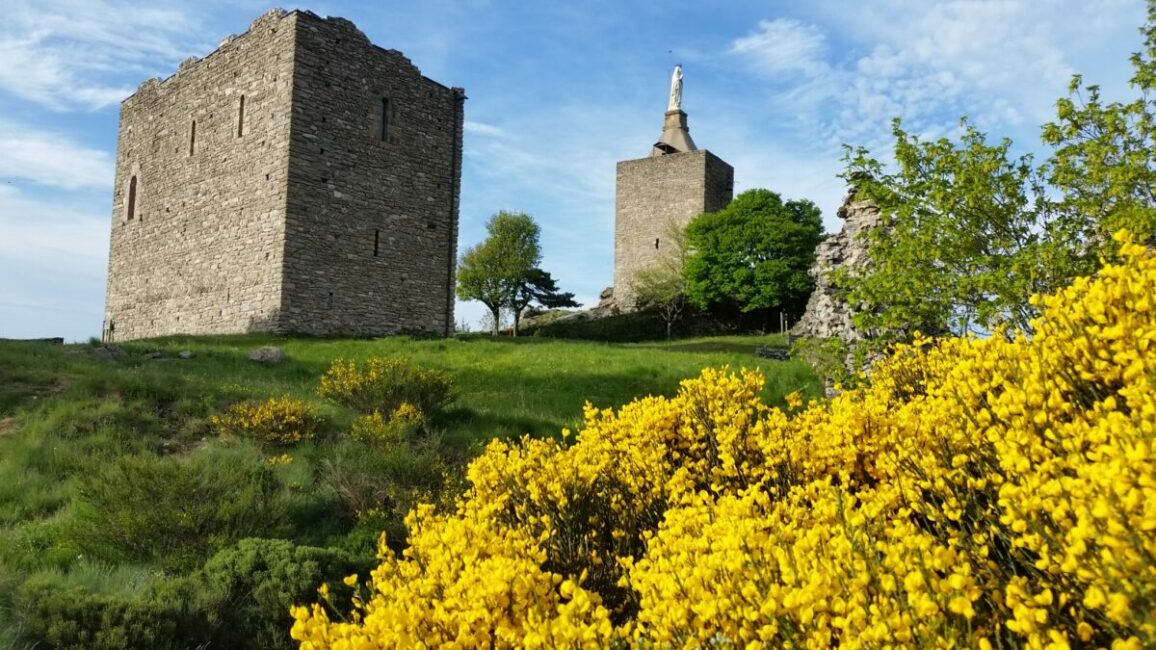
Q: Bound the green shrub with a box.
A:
[320,440,445,547]
[69,444,285,571]
[525,311,664,342]
[198,538,371,649]
[27,397,159,442]
[9,562,208,650]
[210,396,323,446]
[318,356,453,415]
[0,463,75,525]
[12,582,181,649]
[6,541,367,650]
[255,443,350,548]
[0,516,83,571]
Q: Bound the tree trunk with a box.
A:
[489,305,500,336]
[512,310,520,337]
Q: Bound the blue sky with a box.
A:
[0,0,1146,340]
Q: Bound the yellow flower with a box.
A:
[211,396,320,445]
[292,233,1156,648]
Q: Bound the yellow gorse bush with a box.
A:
[292,231,1156,648]
[350,403,426,446]
[210,396,321,446]
[318,356,453,416]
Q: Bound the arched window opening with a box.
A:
[126,175,138,220]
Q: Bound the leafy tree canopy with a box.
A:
[456,211,541,335]
[841,121,1061,338]
[517,269,579,311]
[841,1,1156,342]
[1042,4,1156,246]
[683,189,824,315]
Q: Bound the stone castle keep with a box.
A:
[612,65,733,307]
[103,9,464,341]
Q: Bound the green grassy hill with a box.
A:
[0,333,819,649]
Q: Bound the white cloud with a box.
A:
[0,124,115,190]
[0,0,1143,341]
[0,0,206,111]
[464,120,510,138]
[0,185,109,266]
[462,102,631,215]
[457,99,662,305]
[731,18,830,78]
[0,184,109,340]
[730,1,1145,154]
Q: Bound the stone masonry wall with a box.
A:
[280,13,463,337]
[792,190,884,341]
[104,9,296,341]
[103,9,463,341]
[612,149,733,307]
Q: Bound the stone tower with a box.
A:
[612,65,733,308]
[103,9,464,342]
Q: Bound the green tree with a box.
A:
[510,268,579,336]
[840,2,1156,343]
[1042,2,1156,251]
[683,189,824,318]
[840,120,1057,338]
[456,211,541,335]
[632,224,691,339]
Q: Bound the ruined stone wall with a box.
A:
[280,13,463,337]
[792,190,884,341]
[103,9,463,341]
[612,149,733,307]
[104,9,297,341]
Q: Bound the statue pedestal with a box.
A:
[651,110,696,156]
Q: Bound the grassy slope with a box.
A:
[0,332,820,535]
[4,332,818,440]
[0,333,820,647]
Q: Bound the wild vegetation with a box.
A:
[292,231,1156,648]
[683,188,824,319]
[839,2,1156,346]
[7,6,1156,649]
[0,332,814,649]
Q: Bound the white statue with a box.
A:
[667,64,683,111]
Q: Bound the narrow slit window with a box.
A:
[237,95,245,137]
[189,120,196,155]
[126,176,137,220]
[373,229,380,256]
[655,238,660,250]
[379,98,390,141]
